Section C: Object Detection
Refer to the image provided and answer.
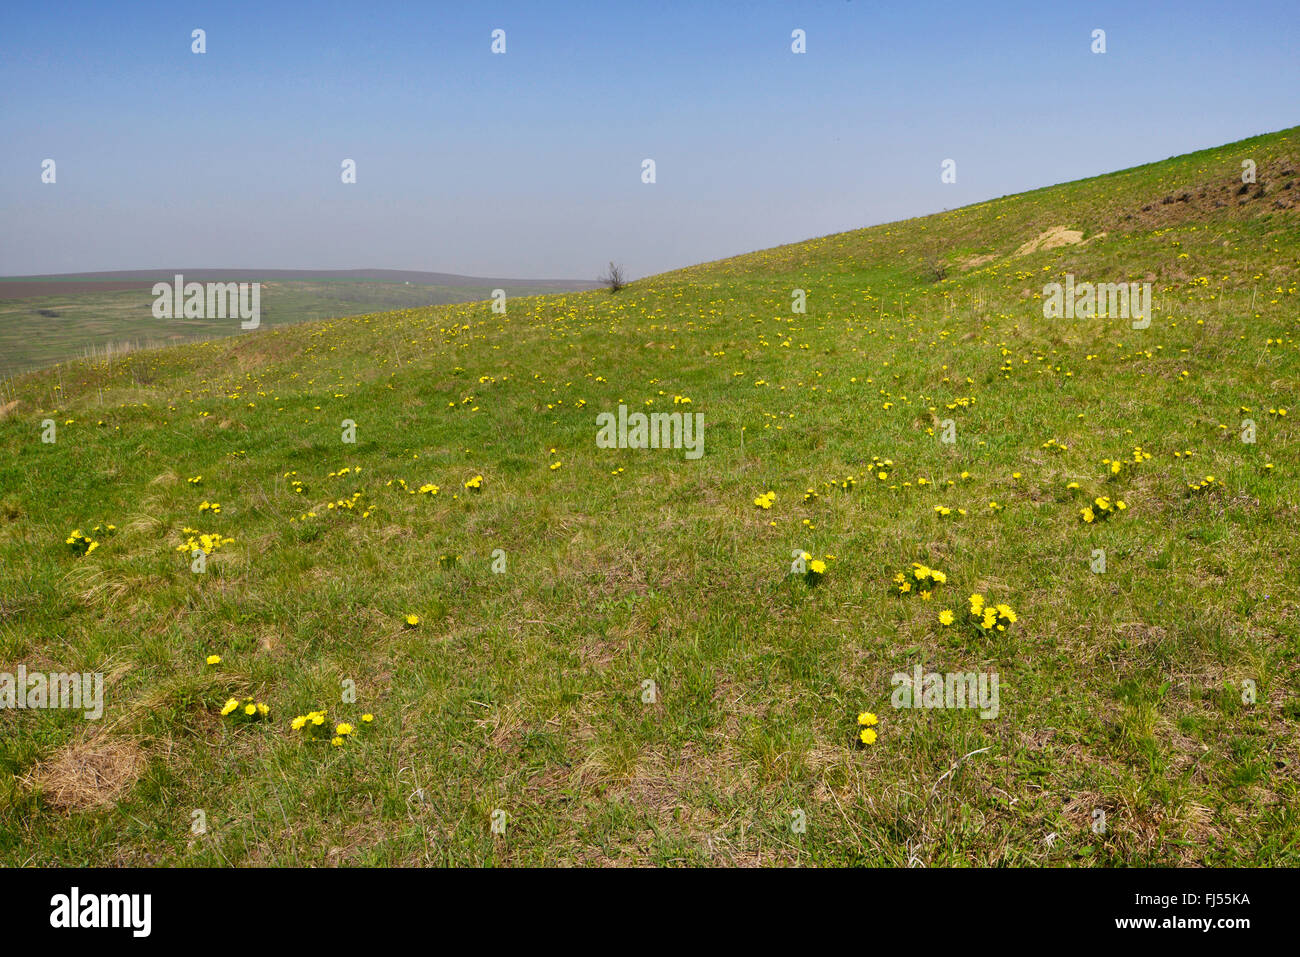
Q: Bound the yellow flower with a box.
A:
[291,715,307,730]
[206,654,222,665]
[335,723,354,736]
[859,727,878,745]
[361,713,373,722]
[220,698,240,716]
[857,712,878,726]
[331,736,344,747]
[243,703,257,716]
[808,559,827,574]
[939,609,955,626]
[405,614,420,626]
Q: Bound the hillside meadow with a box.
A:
[0,127,1297,866]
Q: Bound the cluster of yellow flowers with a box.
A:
[1080,496,1127,523]
[1102,446,1151,478]
[893,562,947,598]
[65,523,115,556]
[967,593,1018,633]
[1187,474,1222,493]
[221,696,271,723]
[290,709,373,746]
[327,466,361,479]
[187,475,202,485]
[290,709,330,740]
[933,505,967,518]
[176,528,235,556]
[284,471,306,494]
[868,455,893,481]
[753,490,776,510]
[856,711,879,746]
[794,551,832,582]
[198,500,222,513]
[325,491,366,512]
[464,474,484,491]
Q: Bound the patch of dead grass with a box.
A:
[26,736,145,812]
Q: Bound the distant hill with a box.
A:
[0,269,604,378]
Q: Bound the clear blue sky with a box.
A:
[2,0,1296,279]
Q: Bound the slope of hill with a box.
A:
[1,127,1296,866]
[0,270,603,380]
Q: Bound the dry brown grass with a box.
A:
[26,735,145,811]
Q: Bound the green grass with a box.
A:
[0,126,1297,866]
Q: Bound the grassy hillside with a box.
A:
[1,126,1297,866]
[0,273,601,380]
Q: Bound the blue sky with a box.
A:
[2,0,1297,279]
